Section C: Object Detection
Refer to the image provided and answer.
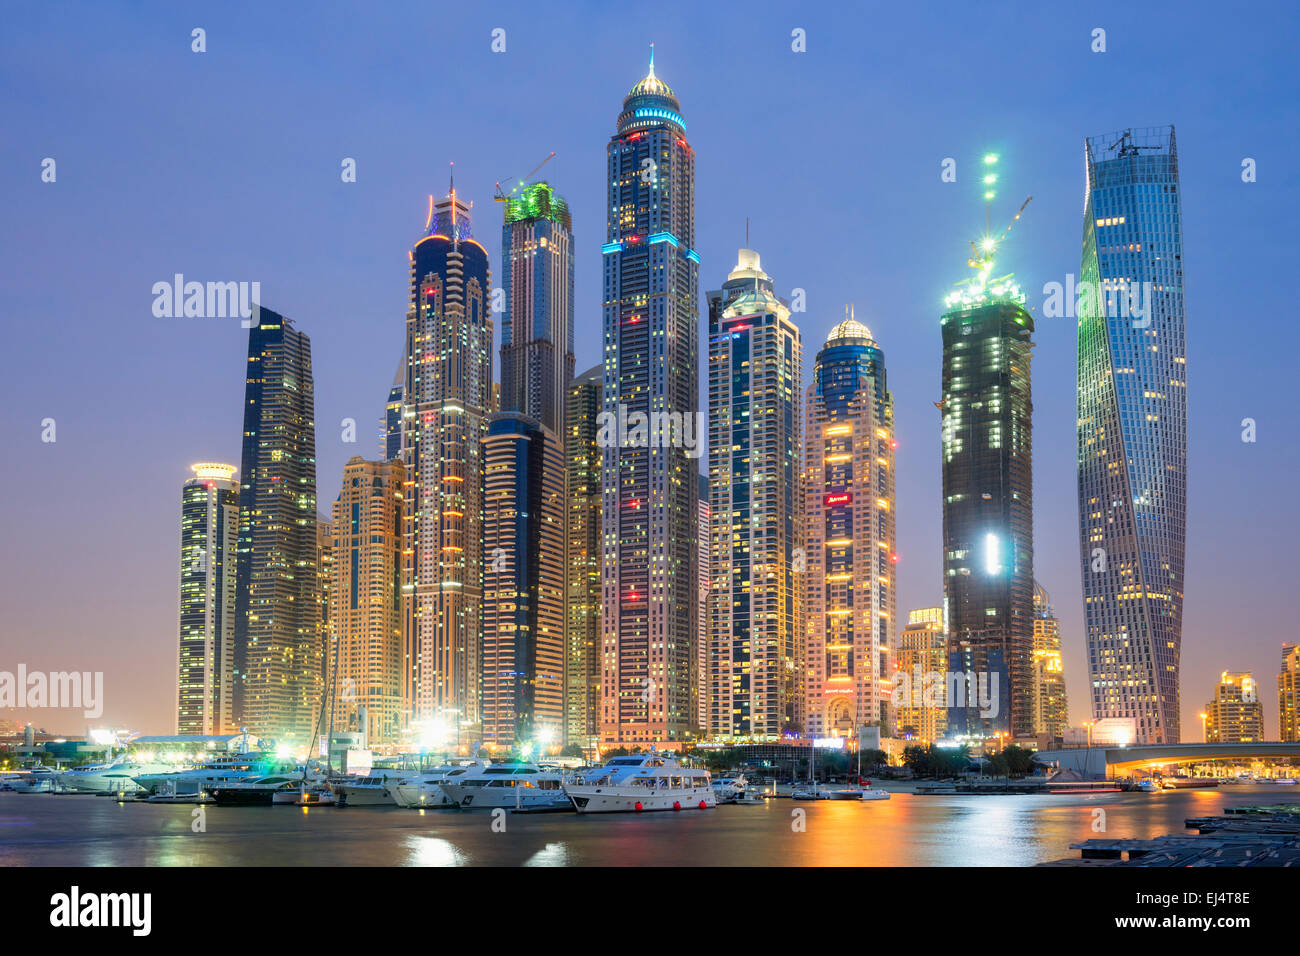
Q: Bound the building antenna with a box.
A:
[746,216,750,248]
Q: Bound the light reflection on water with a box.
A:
[1,787,1292,867]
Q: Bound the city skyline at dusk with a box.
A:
[3,2,1298,743]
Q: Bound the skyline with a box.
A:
[3,2,1299,740]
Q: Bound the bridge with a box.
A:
[1035,742,1300,779]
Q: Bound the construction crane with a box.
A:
[968,195,1033,271]
[1107,129,1160,158]
[494,152,556,205]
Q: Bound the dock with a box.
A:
[1042,804,1300,866]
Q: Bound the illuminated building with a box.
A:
[400,182,493,735]
[804,314,896,739]
[600,47,699,747]
[1030,582,1068,739]
[233,308,322,743]
[697,472,709,733]
[500,182,575,433]
[177,463,239,735]
[565,366,603,750]
[895,607,946,744]
[707,248,802,740]
[482,414,565,747]
[1078,127,1187,744]
[329,458,404,745]
[1205,671,1264,743]
[940,222,1035,738]
[1280,643,1300,743]
[384,374,403,461]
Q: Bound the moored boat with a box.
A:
[440,762,571,811]
[565,754,714,813]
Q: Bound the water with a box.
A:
[2,787,1294,866]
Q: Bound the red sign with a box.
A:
[824,492,852,507]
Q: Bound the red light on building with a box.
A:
[824,492,852,507]
[891,553,899,563]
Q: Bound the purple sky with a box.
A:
[2,1,1297,739]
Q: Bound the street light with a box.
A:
[1083,721,1094,748]
[1199,712,1208,743]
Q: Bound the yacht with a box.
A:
[565,754,714,813]
[792,784,833,800]
[334,768,420,807]
[711,774,748,804]
[133,753,295,795]
[208,774,310,806]
[830,787,891,801]
[440,762,572,810]
[57,757,172,794]
[391,762,486,808]
[6,767,59,793]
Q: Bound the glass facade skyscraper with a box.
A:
[1077,127,1187,744]
[233,308,321,743]
[400,186,493,736]
[600,50,699,747]
[940,287,1034,739]
[565,365,603,750]
[706,249,802,740]
[177,462,239,736]
[804,317,896,738]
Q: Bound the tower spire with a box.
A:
[648,41,655,78]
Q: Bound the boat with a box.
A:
[711,774,748,804]
[391,762,487,808]
[133,752,297,795]
[57,757,172,794]
[440,762,572,811]
[1136,779,1160,793]
[334,768,420,807]
[6,767,59,793]
[1275,778,1297,785]
[792,785,833,800]
[565,754,715,813]
[209,775,306,806]
[830,787,891,801]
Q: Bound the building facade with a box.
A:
[696,472,709,734]
[400,186,493,738]
[1280,643,1299,743]
[233,308,322,743]
[895,607,946,744]
[564,366,603,750]
[500,182,575,434]
[1078,127,1188,745]
[706,249,802,740]
[600,51,699,747]
[1031,582,1068,740]
[804,316,896,739]
[177,463,239,735]
[482,413,565,747]
[940,282,1034,739]
[328,458,404,746]
[1205,671,1264,743]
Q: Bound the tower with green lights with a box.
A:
[939,156,1035,739]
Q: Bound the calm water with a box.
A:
[2,786,1295,866]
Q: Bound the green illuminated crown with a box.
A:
[504,182,571,230]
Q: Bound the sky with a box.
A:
[2,1,1298,739]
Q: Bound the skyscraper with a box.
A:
[940,262,1034,739]
[1205,671,1264,743]
[482,414,565,747]
[233,308,321,743]
[1280,643,1300,743]
[400,184,493,738]
[707,249,802,740]
[696,472,709,733]
[1078,127,1187,745]
[565,365,603,750]
[600,48,699,747]
[177,462,239,735]
[1031,582,1068,740]
[895,607,946,744]
[329,458,404,745]
[500,182,575,433]
[383,372,403,462]
[804,315,896,739]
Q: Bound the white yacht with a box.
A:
[6,767,59,793]
[391,762,486,808]
[712,774,748,804]
[57,757,172,794]
[565,754,714,813]
[440,762,571,810]
[791,785,832,800]
[334,768,421,807]
[133,753,295,795]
